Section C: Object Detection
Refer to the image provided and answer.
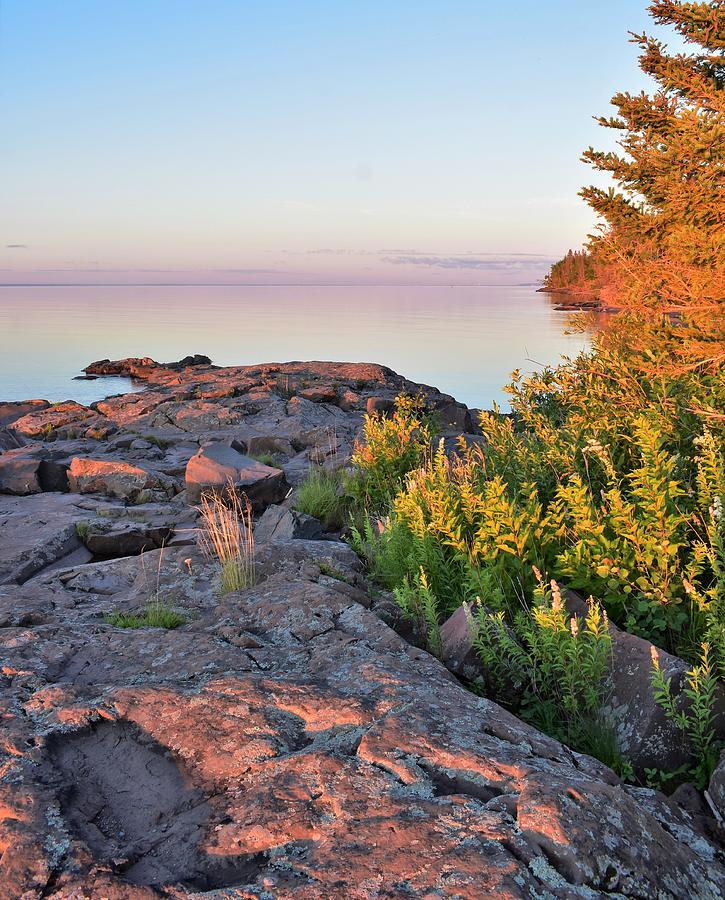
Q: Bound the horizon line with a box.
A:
[0,281,544,288]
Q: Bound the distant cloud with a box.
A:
[383,254,553,271]
[5,243,28,249]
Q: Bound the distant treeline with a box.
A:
[542,250,600,293]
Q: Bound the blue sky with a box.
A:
[1,1,660,284]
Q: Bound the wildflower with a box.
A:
[711,495,723,523]
[569,617,579,638]
[551,579,563,612]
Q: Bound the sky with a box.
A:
[1,1,661,285]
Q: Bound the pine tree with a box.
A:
[581,1,724,364]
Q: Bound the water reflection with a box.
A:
[0,284,592,409]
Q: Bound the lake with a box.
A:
[0,284,590,410]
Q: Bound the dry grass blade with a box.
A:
[197,488,256,594]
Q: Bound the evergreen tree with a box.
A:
[543,249,599,291]
[581,1,724,365]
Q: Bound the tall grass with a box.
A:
[197,490,256,593]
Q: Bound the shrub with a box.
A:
[474,577,623,770]
[345,320,724,780]
[349,393,432,515]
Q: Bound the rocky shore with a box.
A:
[2,356,725,898]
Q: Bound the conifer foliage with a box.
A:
[581,1,724,342]
[542,249,599,292]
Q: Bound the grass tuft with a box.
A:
[295,468,347,531]
[105,597,186,629]
[197,490,256,594]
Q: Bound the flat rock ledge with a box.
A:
[1,358,724,898]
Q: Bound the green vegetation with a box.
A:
[105,598,186,629]
[318,560,352,583]
[651,642,720,790]
[249,451,279,468]
[295,468,349,531]
[339,1,725,788]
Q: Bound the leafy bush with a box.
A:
[349,393,432,515]
[344,317,724,781]
[473,579,621,764]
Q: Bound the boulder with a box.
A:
[366,396,395,416]
[0,399,49,428]
[0,455,42,495]
[254,504,323,543]
[185,443,289,510]
[37,459,70,492]
[435,400,473,432]
[708,751,725,822]
[0,428,24,451]
[68,458,174,503]
[10,401,109,441]
[439,601,480,680]
[246,434,295,459]
[81,523,174,558]
[299,384,338,403]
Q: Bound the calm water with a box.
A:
[0,285,590,410]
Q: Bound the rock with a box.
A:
[38,459,70,492]
[435,400,472,432]
[338,389,361,411]
[708,751,725,822]
[1,540,724,897]
[84,356,157,376]
[0,455,42,494]
[254,504,323,543]
[0,399,50,427]
[185,443,289,510]
[366,396,395,415]
[299,384,338,403]
[81,523,174,558]
[468,407,485,434]
[0,493,85,584]
[0,428,25,451]
[84,354,211,377]
[246,434,295,459]
[439,601,481,680]
[10,401,110,441]
[68,458,175,503]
